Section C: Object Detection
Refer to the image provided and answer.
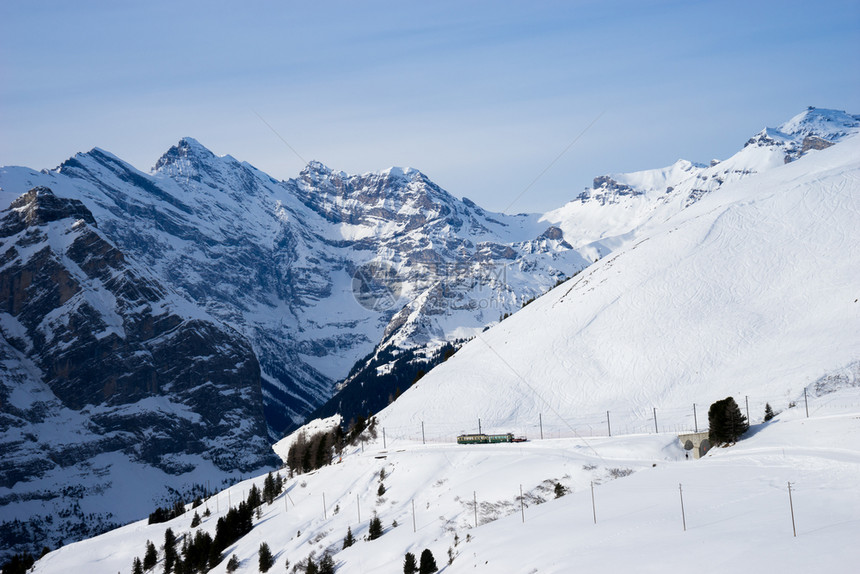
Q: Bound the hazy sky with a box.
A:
[2,1,858,212]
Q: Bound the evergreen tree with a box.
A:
[247,484,262,508]
[377,483,386,497]
[418,549,438,574]
[306,557,319,574]
[708,397,749,445]
[263,472,277,504]
[368,514,383,540]
[133,556,144,574]
[258,542,274,573]
[190,511,201,528]
[163,528,177,574]
[764,403,775,421]
[318,553,335,574]
[226,554,240,573]
[403,552,418,574]
[342,526,355,549]
[143,540,158,570]
[554,482,565,498]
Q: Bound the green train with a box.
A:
[456,433,526,444]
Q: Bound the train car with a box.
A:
[457,433,524,444]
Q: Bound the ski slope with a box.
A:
[23,116,860,573]
[376,133,860,440]
[29,391,860,573]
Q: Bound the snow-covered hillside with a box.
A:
[542,107,860,259]
[29,391,860,574]
[378,130,860,439]
[22,112,860,573]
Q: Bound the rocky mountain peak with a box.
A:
[152,137,217,175]
[777,107,860,141]
[1,186,96,237]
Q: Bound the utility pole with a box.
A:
[478,418,482,434]
[788,482,796,537]
[422,421,425,445]
[383,428,386,449]
[412,499,416,533]
[590,481,597,524]
[323,493,327,520]
[539,413,544,440]
[356,494,361,524]
[520,485,525,523]
[606,411,611,437]
[679,484,686,532]
[473,491,478,527]
[745,396,750,424]
[693,403,698,433]
[653,407,658,433]
[804,389,809,418]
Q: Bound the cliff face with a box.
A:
[0,187,276,557]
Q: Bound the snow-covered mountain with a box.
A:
[20,110,860,574]
[0,143,584,437]
[1,107,858,564]
[0,188,275,558]
[542,106,860,259]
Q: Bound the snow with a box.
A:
[25,117,860,573]
[29,394,860,574]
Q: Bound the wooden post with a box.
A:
[693,403,698,433]
[591,481,597,524]
[788,482,796,537]
[520,485,525,523]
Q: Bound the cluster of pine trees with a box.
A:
[148,500,187,525]
[285,417,382,477]
[403,549,438,573]
[285,426,343,475]
[131,473,285,573]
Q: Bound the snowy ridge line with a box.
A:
[360,390,860,446]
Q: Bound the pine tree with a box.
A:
[368,514,383,540]
[708,396,749,445]
[258,542,274,573]
[319,553,335,574]
[306,557,319,574]
[377,483,386,496]
[163,528,177,574]
[133,556,144,574]
[554,482,565,498]
[403,552,418,574]
[247,484,262,508]
[143,540,158,570]
[764,403,775,421]
[226,554,240,573]
[419,549,438,574]
[190,511,201,527]
[342,526,355,549]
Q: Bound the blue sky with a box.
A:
[1,0,858,212]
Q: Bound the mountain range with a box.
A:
[0,107,857,560]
